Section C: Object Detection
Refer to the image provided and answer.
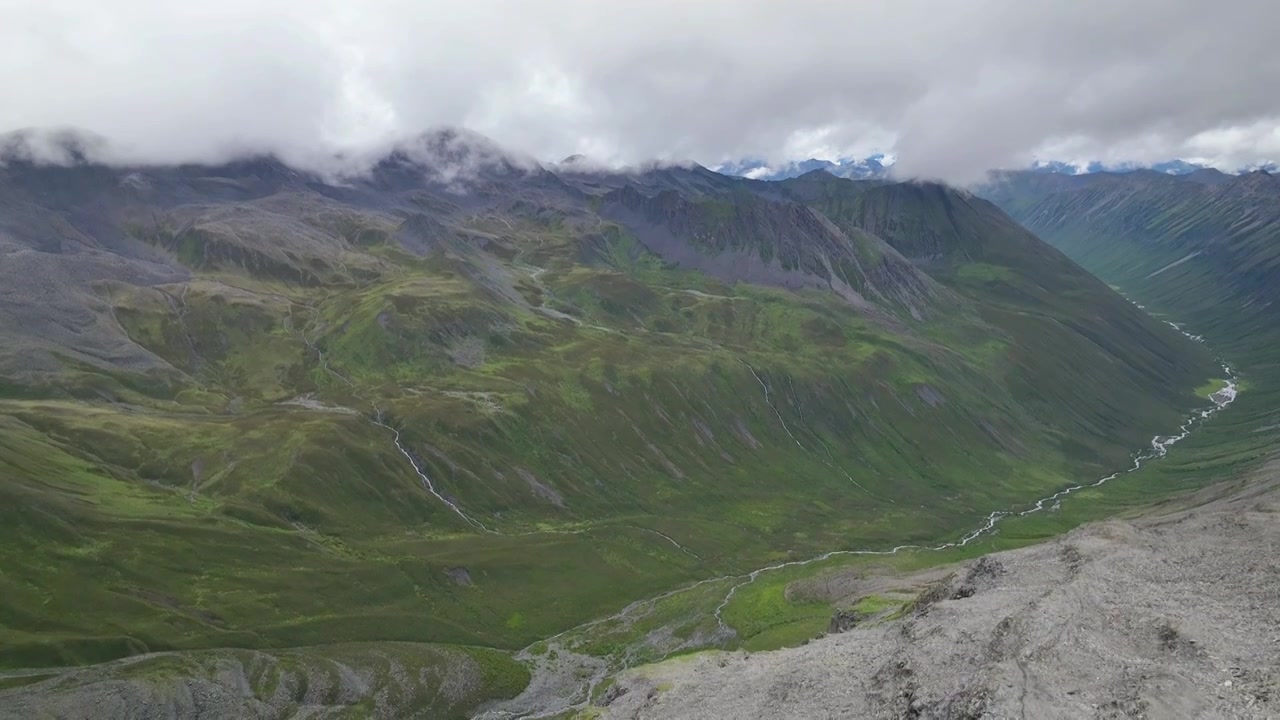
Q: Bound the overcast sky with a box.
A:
[1,0,1278,181]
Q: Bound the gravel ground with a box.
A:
[600,471,1280,719]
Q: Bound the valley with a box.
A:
[477,344,1238,719]
[3,0,1278,715]
[0,135,1255,718]
[474,167,1280,720]
[985,167,1280,492]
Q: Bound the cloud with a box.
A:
[384,127,539,185]
[2,0,1278,182]
[0,127,110,165]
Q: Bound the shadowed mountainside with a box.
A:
[983,168,1280,354]
[983,167,1280,480]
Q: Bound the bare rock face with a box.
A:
[950,555,1004,599]
[826,609,862,635]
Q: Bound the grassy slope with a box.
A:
[0,176,1218,698]
[987,170,1280,482]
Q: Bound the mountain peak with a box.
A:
[1232,168,1278,194]
[379,128,536,172]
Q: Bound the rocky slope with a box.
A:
[597,461,1280,719]
[597,183,939,315]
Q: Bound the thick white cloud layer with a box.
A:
[2,0,1278,181]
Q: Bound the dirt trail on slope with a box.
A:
[600,467,1280,719]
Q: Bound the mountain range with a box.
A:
[715,154,1279,182]
[1027,158,1280,176]
[0,129,1224,716]
[714,154,893,181]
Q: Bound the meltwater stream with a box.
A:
[478,319,1240,720]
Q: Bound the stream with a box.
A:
[296,295,1241,720]
[475,318,1240,719]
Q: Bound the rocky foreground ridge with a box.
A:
[597,465,1280,719]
